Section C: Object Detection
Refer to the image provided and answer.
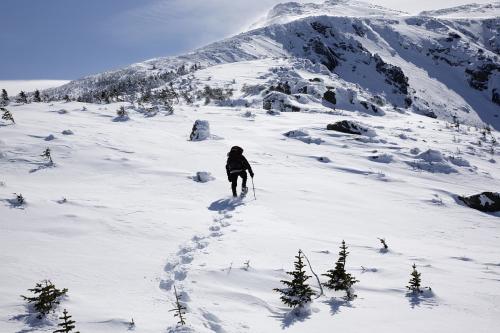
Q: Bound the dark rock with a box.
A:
[492,88,500,106]
[459,192,500,212]
[465,62,500,91]
[374,54,409,95]
[327,120,370,135]
[323,90,337,105]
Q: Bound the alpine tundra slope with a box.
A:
[1,1,499,333]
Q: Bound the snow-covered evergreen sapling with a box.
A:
[53,309,79,333]
[1,89,9,106]
[169,285,186,326]
[378,238,388,252]
[117,105,128,118]
[16,91,28,104]
[41,148,53,164]
[1,107,15,124]
[128,318,135,329]
[274,250,316,308]
[21,280,68,318]
[33,90,42,102]
[407,263,423,294]
[322,240,359,300]
[14,193,25,205]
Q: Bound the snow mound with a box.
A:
[369,153,393,163]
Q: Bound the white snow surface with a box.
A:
[420,1,500,18]
[1,61,500,333]
[0,80,70,96]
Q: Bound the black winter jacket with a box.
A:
[226,147,253,177]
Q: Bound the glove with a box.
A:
[228,176,232,182]
[250,172,254,178]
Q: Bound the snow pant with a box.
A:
[230,170,247,197]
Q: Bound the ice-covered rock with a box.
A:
[193,172,215,183]
[190,120,210,141]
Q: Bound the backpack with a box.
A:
[227,146,244,172]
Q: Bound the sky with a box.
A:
[0,0,494,80]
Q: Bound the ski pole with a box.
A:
[251,177,256,200]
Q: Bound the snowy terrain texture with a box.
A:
[1,1,500,333]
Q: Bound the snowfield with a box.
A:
[1,67,499,332]
[1,0,500,332]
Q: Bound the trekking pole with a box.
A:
[251,177,256,200]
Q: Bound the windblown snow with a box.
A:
[1,1,500,333]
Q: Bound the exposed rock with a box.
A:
[323,90,337,105]
[492,88,500,105]
[326,120,374,136]
[459,192,500,212]
[374,54,410,95]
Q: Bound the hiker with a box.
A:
[226,146,254,197]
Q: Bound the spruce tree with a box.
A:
[0,89,9,105]
[21,280,68,318]
[169,285,186,326]
[16,91,28,104]
[322,240,358,300]
[1,107,15,124]
[53,309,79,333]
[34,90,42,102]
[274,250,315,308]
[406,263,422,294]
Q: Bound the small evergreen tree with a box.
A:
[0,89,9,106]
[274,250,315,308]
[14,193,25,205]
[64,95,71,103]
[53,309,80,333]
[378,238,388,250]
[406,263,422,294]
[116,106,128,118]
[41,148,53,164]
[169,285,186,326]
[21,280,68,318]
[16,91,28,104]
[322,240,358,300]
[1,107,15,124]
[33,90,42,102]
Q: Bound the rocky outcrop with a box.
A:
[326,120,374,136]
[459,192,500,212]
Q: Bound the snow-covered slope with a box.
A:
[1,58,500,333]
[249,0,407,29]
[420,1,500,18]
[43,0,499,130]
